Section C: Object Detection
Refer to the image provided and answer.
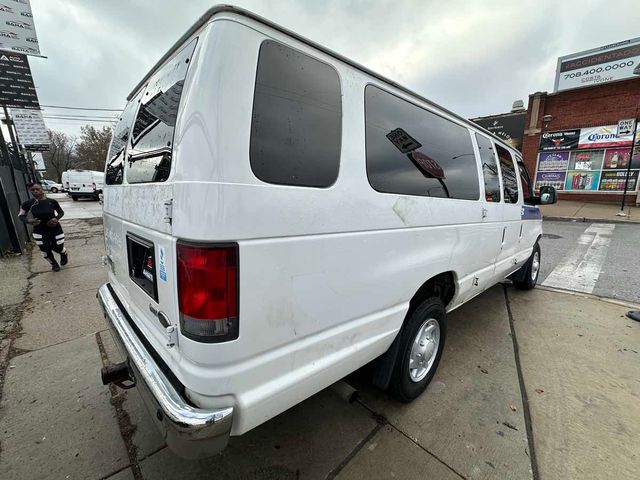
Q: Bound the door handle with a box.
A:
[482,207,488,219]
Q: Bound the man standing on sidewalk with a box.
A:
[18,182,69,271]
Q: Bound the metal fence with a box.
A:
[0,143,30,256]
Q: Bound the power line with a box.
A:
[40,104,123,112]
[43,116,117,123]
[41,113,119,120]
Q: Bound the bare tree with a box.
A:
[75,125,112,172]
[42,130,78,183]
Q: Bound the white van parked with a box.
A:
[98,6,557,459]
[61,169,104,200]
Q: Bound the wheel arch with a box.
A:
[371,271,456,390]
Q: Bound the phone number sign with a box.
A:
[555,39,640,92]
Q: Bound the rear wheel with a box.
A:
[50,187,58,193]
[389,297,447,402]
[513,243,541,290]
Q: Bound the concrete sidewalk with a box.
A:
[541,200,640,224]
[1,218,639,479]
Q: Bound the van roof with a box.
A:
[128,4,518,153]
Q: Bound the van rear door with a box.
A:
[103,38,198,357]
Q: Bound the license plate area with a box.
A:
[126,233,158,302]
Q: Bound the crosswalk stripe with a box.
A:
[542,223,615,294]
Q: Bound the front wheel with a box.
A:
[389,297,447,402]
[50,187,58,193]
[513,243,541,290]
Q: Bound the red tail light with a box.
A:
[177,242,238,343]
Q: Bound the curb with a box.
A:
[543,215,640,225]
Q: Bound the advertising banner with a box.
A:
[569,150,604,171]
[603,148,632,169]
[539,130,580,151]
[537,151,570,171]
[578,125,633,149]
[0,51,38,109]
[472,113,526,151]
[598,170,639,191]
[535,171,566,191]
[11,108,49,150]
[555,38,640,92]
[0,0,40,56]
[565,171,600,191]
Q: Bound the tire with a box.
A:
[389,297,447,402]
[513,243,541,290]
[71,195,78,201]
[50,187,58,193]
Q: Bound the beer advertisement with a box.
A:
[598,170,639,191]
[565,171,600,191]
[539,130,580,151]
[537,151,570,171]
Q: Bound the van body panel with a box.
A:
[99,8,546,453]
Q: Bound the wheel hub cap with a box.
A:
[409,318,440,383]
[531,251,540,282]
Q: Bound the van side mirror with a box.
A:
[533,185,557,205]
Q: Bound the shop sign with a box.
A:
[472,113,525,151]
[578,125,634,149]
[539,130,579,151]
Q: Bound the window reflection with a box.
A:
[127,38,197,184]
[365,86,479,200]
[475,134,501,202]
[495,144,519,204]
[105,91,142,185]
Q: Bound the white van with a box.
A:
[98,6,556,459]
[61,169,104,200]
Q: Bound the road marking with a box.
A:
[542,223,615,294]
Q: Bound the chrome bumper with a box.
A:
[97,283,233,459]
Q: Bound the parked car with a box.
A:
[41,179,62,193]
[61,169,104,200]
[97,5,557,460]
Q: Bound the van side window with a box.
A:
[475,134,500,202]
[517,160,533,202]
[495,144,519,204]
[250,40,342,188]
[365,85,479,200]
[126,38,197,184]
[105,92,142,185]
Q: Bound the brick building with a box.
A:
[522,77,640,203]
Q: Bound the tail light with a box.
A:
[92,182,97,191]
[177,242,238,343]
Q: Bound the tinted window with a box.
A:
[250,40,342,187]
[127,39,197,184]
[496,144,519,204]
[105,92,142,185]
[365,85,479,200]
[475,133,500,202]
[517,160,532,201]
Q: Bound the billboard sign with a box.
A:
[472,112,526,151]
[0,0,40,56]
[554,38,640,92]
[0,51,38,109]
[539,130,580,151]
[578,125,634,149]
[11,107,49,150]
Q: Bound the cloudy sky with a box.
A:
[28,0,640,138]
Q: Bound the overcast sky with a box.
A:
[28,0,640,138]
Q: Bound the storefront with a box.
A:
[521,38,640,203]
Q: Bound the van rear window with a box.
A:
[126,38,197,184]
[250,40,342,188]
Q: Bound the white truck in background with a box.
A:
[61,169,104,201]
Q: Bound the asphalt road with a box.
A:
[540,220,640,304]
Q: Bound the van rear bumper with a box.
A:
[97,283,234,459]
